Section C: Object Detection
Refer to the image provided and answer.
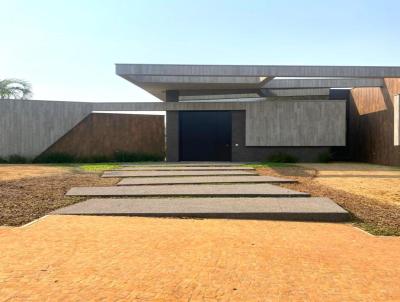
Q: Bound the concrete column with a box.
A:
[166,90,179,102]
[166,111,179,161]
[165,90,180,161]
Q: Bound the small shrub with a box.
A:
[113,151,163,162]
[8,154,28,164]
[318,151,333,163]
[267,153,298,163]
[34,153,76,163]
[33,152,164,164]
[0,157,8,163]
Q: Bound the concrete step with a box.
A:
[52,197,349,222]
[117,175,296,186]
[113,166,255,171]
[121,162,246,167]
[66,183,309,198]
[102,170,258,178]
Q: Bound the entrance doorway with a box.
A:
[179,111,232,161]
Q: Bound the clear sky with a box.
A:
[1,0,400,102]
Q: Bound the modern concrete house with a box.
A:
[115,64,400,164]
[1,64,399,164]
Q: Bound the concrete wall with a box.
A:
[246,100,346,146]
[347,79,400,165]
[166,109,339,162]
[231,111,330,162]
[0,98,346,160]
[0,100,169,159]
[40,113,165,159]
[0,100,93,158]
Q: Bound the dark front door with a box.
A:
[179,111,232,161]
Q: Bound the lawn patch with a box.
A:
[245,162,293,168]
[79,163,121,172]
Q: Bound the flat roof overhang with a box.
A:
[115,63,398,101]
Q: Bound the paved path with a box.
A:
[66,183,310,197]
[0,215,398,301]
[122,162,245,167]
[52,197,349,221]
[64,163,350,221]
[113,166,255,171]
[117,175,296,185]
[102,170,257,178]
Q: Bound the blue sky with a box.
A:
[1,0,400,102]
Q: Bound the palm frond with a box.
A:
[0,78,32,100]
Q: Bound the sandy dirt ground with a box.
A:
[0,164,71,181]
[0,170,117,226]
[0,215,399,301]
[0,164,399,300]
[257,164,400,235]
[299,163,400,205]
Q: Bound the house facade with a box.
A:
[116,64,400,164]
[1,64,399,164]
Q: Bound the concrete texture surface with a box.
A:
[42,113,165,159]
[0,99,247,158]
[116,63,396,103]
[246,100,346,146]
[52,197,349,222]
[122,162,246,167]
[1,97,345,158]
[114,166,255,171]
[117,63,400,78]
[102,170,257,178]
[1,215,399,301]
[231,111,331,162]
[66,183,310,197]
[264,78,384,89]
[117,175,296,186]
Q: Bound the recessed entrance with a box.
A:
[179,111,232,161]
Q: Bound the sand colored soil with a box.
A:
[257,163,400,235]
[0,215,399,301]
[299,163,400,205]
[0,164,71,181]
[0,172,117,226]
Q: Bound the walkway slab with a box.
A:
[102,170,257,178]
[66,183,310,197]
[122,162,246,167]
[117,175,296,185]
[52,197,349,222]
[113,166,255,171]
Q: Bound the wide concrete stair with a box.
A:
[121,162,246,167]
[113,166,255,171]
[66,183,310,198]
[57,164,350,222]
[102,170,257,178]
[53,197,349,222]
[117,175,296,185]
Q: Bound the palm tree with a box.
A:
[0,79,32,100]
